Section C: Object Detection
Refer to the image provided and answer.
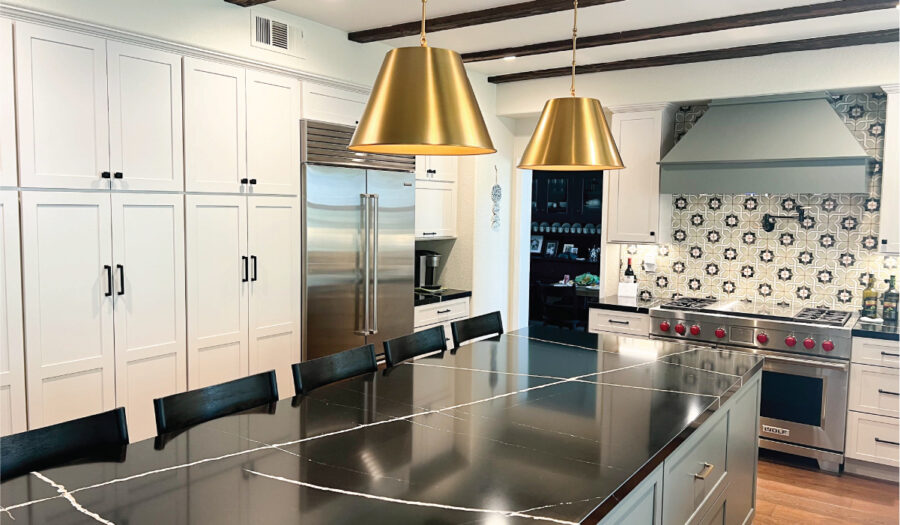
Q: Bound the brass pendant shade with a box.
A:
[518,97,623,171]
[349,46,495,155]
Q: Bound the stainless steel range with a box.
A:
[650,297,854,472]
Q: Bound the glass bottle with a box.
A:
[862,274,878,318]
[624,258,635,284]
[883,275,898,322]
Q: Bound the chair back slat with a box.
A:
[154,371,278,436]
[292,344,378,395]
[451,311,504,348]
[383,326,447,367]
[0,408,129,481]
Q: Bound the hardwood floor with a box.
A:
[755,456,899,524]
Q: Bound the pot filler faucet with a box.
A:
[761,206,807,232]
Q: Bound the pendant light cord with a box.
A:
[420,0,428,47]
[570,0,578,96]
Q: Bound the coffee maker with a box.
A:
[415,250,441,290]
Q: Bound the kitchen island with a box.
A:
[0,327,762,524]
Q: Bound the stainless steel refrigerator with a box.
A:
[301,120,415,360]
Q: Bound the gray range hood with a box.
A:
[659,93,869,194]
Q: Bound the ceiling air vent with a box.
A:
[251,11,303,57]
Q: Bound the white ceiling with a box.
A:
[269,0,900,78]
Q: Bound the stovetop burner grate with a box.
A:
[793,308,852,327]
[661,297,718,310]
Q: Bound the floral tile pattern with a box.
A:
[621,92,895,309]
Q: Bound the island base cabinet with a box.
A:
[599,464,663,525]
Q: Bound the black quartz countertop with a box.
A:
[414,288,472,306]
[852,319,900,341]
[588,294,660,314]
[0,327,762,524]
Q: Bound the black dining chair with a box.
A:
[292,344,378,396]
[383,325,448,367]
[0,407,129,481]
[537,282,581,330]
[451,311,504,348]
[153,370,278,436]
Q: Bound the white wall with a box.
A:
[3,0,391,88]
[497,43,900,117]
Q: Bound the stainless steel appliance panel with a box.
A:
[364,169,415,350]
[304,164,368,360]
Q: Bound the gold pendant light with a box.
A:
[518,0,624,170]
[349,0,495,155]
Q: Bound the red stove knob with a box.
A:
[715,328,727,339]
[756,333,769,344]
[785,336,797,347]
[822,340,835,352]
[803,338,816,349]
[659,321,671,332]
[690,325,701,336]
[675,323,686,335]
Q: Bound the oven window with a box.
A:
[760,371,823,427]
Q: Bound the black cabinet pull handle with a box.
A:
[251,255,258,281]
[101,171,111,179]
[437,309,451,314]
[881,351,900,358]
[878,389,899,396]
[426,169,436,174]
[875,437,900,446]
[423,232,437,236]
[104,265,113,296]
[113,172,123,179]
[249,179,257,185]
[609,319,630,325]
[242,256,249,282]
[240,178,249,184]
[116,264,125,296]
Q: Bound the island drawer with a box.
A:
[414,298,469,328]
[588,309,650,337]
[662,409,728,525]
[846,411,900,467]
[849,364,900,417]
[851,337,900,368]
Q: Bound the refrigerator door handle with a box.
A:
[356,193,371,336]
[371,194,379,335]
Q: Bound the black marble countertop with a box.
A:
[0,326,762,524]
[588,294,660,314]
[414,288,472,307]
[852,319,900,341]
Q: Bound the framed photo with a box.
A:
[562,243,575,254]
[530,235,543,253]
[545,241,558,257]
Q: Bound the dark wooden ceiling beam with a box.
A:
[465,0,898,62]
[347,0,622,43]
[224,0,275,6]
[488,29,899,83]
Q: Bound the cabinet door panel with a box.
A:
[608,113,660,244]
[248,196,299,398]
[186,195,248,389]
[108,43,183,192]
[21,192,115,428]
[415,182,456,239]
[16,23,109,190]
[246,71,300,195]
[0,20,16,187]
[880,90,898,254]
[301,82,367,126]
[112,193,186,441]
[184,58,246,193]
[0,191,26,435]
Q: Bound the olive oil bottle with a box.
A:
[862,274,878,318]
[884,275,898,322]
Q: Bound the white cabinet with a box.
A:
[414,297,470,349]
[0,19,16,187]
[0,191,26,435]
[20,192,116,428]
[607,105,675,244]
[847,335,900,475]
[184,58,247,194]
[416,156,458,183]
[588,308,651,338]
[111,193,186,441]
[186,195,300,396]
[880,85,899,255]
[15,23,109,190]
[301,82,367,127]
[107,43,183,191]
[415,181,457,239]
[246,70,300,195]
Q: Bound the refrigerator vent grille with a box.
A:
[302,120,416,172]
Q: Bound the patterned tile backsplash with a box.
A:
[622,92,897,309]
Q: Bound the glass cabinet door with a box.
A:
[546,178,568,214]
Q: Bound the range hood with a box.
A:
[659,93,869,194]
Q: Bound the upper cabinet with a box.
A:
[414,156,459,240]
[246,70,300,195]
[607,104,675,244]
[15,24,184,191]
[301,82,367,127]
[0,19,16,187]
[880,85,899,255]
[15,23,109,190]
[416,156,458,183]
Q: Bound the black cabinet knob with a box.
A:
[650,231,656,236]
[883,239,888,245]
[249,179,257,185]
[113,172,123,179]
[240,178,249,184]
[101,171,111,179]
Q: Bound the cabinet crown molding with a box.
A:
[882,84,900,95]
[607,102,678,114]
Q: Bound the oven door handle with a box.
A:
[754,350,848,370]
